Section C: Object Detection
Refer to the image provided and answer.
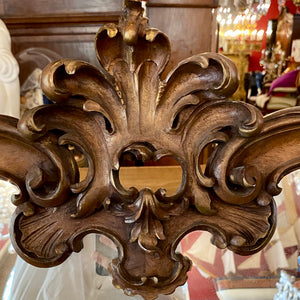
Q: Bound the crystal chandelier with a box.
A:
[217,0,271,53]
[255,0,271,18]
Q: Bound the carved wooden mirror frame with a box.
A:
[1,1,299,299]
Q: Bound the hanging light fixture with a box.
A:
[255,0,271,17]
[234,0,253,12]
[217,0,271,53]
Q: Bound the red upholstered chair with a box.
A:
[255,69,300,114]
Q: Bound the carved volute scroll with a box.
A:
[1,1,299,299]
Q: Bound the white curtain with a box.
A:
[6,235,189,300]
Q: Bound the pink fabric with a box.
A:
[268,69,299,96]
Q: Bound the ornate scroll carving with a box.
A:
[1,1,299,299]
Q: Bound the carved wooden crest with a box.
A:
[1,1,300,299]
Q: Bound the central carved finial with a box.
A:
[2,1,300,300]
[121,0,145,44]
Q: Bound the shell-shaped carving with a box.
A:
[1,1,299,299]
[109,188,188,252]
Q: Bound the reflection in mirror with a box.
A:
[2,232,189,299]
[180,170,300,300]
[0,181,19,241]
[0,166,190,300]
[1,170,300,299]
[119,156,182,197]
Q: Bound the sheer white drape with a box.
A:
[6,235,189,300]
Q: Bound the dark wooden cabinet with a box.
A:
[147,0,218,76]
[291,14,300,49]
[0,0,122,68]
[0,0,218,76]
[0,0,121,15]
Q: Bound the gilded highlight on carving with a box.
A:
[0,0,299,299]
